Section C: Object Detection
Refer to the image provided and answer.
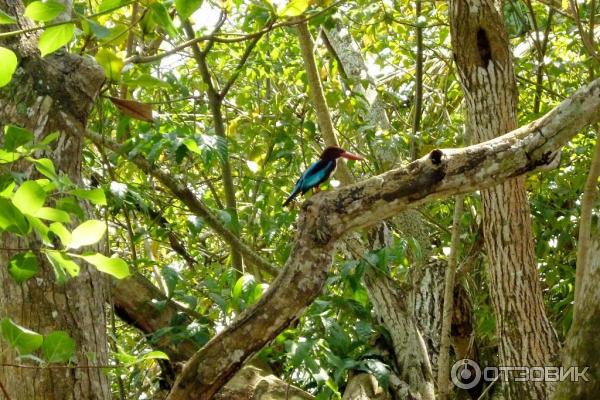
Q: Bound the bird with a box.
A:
[283,146,364,207]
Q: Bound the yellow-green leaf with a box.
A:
[0,47,17,88]
[279,0,308,17]
[68,220,106,249]
[0,9,16,24]
[13,181,46,215]
[74,253,130,279]
[24,1,65,22]
[38,23,75,57]
[95,49,123,82]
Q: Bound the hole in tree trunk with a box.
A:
[476,28,492,67]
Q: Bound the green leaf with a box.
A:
[7,252,39,284]
[0,47,17,88]
[95,49,123,82]
[98,0,126,12]
[13,181,46,215]
[32,158,57,180]
[122,74,170,88]
[24,1,65,22]
[232,274,256,301]
[150,3,177,38]
[138,350,169,362]
[74,253,130,279]
[38,23,75,57]
[161,266,180,296]
[0,149,21,164]
[68,220,106,249]
[0,9,16,24]
[0,198,29,235]
[0,318,43,354]
[175,0,204,19]
[42,331,75,363]
[27,215,50,243]
[279,0,308,17]
[35,207,71,223]
[70,188,106,205]
[49,222,72,247]
[46,251,80,282]
[4,125,33,151]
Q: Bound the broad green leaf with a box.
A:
[0,9,16,24]
[32,158,57,180]
[7,252,39,284]
[49,222,71,247]
[24,1,65,22]
[42,331,75,363]
[68,220,106,249]
[183,138,201,154]
[279,0,308,17]
[40,132,60,146]
[35,207,71,223]
[138,350,169,362]
[46,250,80,280]
[4,125,33,151]
[74,253,130,279]
[175,0,204,19]
[99,0,125,12]
[0,149,21,163]
[27,215,50,243]
[13,181,46,215]
[0,47,17,88]
[0,175,15,198]
[150,3,177,38]
[122,74,170,88]
[38,23,75,57]
[0,198,29,234]
[95,49,123,82]
[232,274,256,301]
[71,188,106,205]
[0,318,43,354]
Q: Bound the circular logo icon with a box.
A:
[451,359,482,389]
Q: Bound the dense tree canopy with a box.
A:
[0,0,600,399]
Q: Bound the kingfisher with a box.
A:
[283,146,364,207]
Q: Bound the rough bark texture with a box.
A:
[111,272,315,399]
[324,25,438,397]
[449,1,560,398]
[0,2,110,399]
[82,75,600,399]
[363,268,435,399]
[342,373,391,400]
[552,234,600,399]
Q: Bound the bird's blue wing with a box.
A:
[301,159,335,192]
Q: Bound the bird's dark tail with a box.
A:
[282,192,297,207]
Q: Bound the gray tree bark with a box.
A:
[448,1,560,398]
[0,2,110,399]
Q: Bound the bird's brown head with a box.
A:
[320,146,364,161]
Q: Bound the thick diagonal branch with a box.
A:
[159,77,600,400]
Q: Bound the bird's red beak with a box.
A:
[340,151,364,161]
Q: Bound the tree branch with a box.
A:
[158,74,600,400]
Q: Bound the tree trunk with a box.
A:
[552,233,600,399]
[0,3,110,399]
[448,1,560,398]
